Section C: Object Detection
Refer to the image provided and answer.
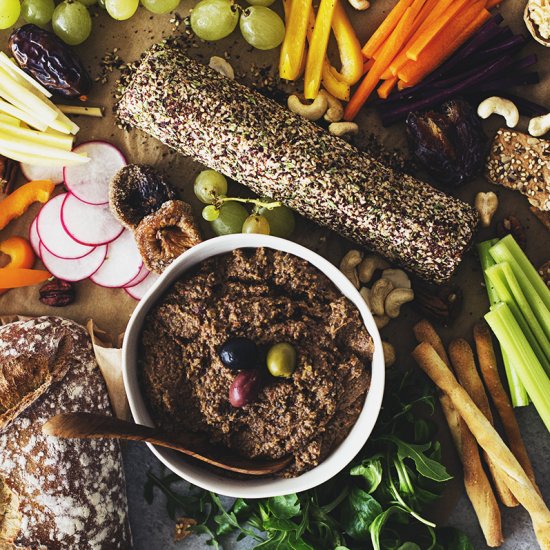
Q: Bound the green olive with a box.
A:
[267,343,296,378]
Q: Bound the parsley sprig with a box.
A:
[144,370,472,550]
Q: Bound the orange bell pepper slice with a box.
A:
[0,180,55,231]
[0,236,36,294]
[0,267,50,288]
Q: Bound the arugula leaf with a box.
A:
[381,435,452,482]
[369,505,407,550]
[350,456,383,493]
[436,527,474,550]
[266,494,301,519]
[397,543,422,550]
[341,487,383,541]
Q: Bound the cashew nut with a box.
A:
[385,287,414,318]
[528,113,550,137]
[477,97,519,128]
[475,191,499,227]
[288,94,328,121]
[339,249,363,288]
[348,0,370,9]
[209,56,234,79]
[329,122,359,137]
[319,90,344,122]
[371,278,394,316]
[359,286,372,309]
[374,315,390,329]
[358,255,390,284]
[381,268,411,289]
[382,341,396,367]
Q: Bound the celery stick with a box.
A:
[0,66,58,124]
[0,138,88,164]
[0,145,83,167]
[486,263,550,375]
[0,53,52,98]
[486,303,550,432]
[0,113,20,126]
[0,99,48,132]
[490,235,550,311]
[0,123,73,150]
[478,239,529,407]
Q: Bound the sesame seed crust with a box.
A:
[116,43,479,283]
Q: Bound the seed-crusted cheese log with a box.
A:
[116,43,478,282]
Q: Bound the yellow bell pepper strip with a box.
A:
[330,1,364,86]
[304,0,338,99]
[279,0,313,80]
[322,61,350,101]
[0,236,35,294]
[0,180,54,231]
[0,267,50,288]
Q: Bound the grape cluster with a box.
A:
[190,0,284,50]
[194,169,295,237]
[0,0,183,41]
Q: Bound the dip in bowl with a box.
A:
[123,234,385,498]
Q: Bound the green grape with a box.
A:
[194,170,228,204]
[105,0,138,19]
[190,0,239,41]
[52,1,92,45]
[202,205,220,222]
[141,0,179,13]
[258,204,295,238]
[0,0,21,30]
[246,0,274,6]
[239,6,285,50]
[21,0,55,27]
[211,202,248,236]
[242,214,270,235]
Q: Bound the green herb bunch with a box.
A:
[144,370,472,550]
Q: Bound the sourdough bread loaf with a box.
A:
[0,317,132,549]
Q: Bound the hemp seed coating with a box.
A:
[116,43,479,283]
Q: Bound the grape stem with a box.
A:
[216,196,282,210]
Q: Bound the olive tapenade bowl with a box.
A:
[123,234,385,499]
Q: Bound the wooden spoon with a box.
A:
[43,412,292,476]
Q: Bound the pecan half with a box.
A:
[39,278,75,307]
[496,215,527,250]
[412,279,462,325]
[0,156,18,195]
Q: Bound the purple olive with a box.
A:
[229,370,262,408]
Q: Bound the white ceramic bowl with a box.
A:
[122,234,385,498]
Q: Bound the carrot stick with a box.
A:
[406,0,472,61]
[486,0,501,7]
[305,0,338,98]
[0,268,50,288]
[377,76,398,98]
[398,7,491,86]
[363,58,375,72]
[361,0,413,58]
[345,5,418,119]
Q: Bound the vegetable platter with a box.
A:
[0,0,548,548]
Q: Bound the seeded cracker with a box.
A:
[116,42,479,283]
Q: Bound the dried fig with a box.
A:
[109,164,177,230]
[134,200,202,273]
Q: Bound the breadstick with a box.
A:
[449,339,518,508]
[473,322,538,491]
[413,321,504,546]
[413,342,550,550]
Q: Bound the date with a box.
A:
[9,25,92,99]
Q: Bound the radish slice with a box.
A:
[64,141,126,205]
[61,193,124,246]
[90,229,142,288]
[125,272,160,300]
[29,218,41,258]
[37,194,95,259]
[21,163,64,185]
[40,243,107,282]
[124,264,150,288]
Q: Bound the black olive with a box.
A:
[219,337,258,371]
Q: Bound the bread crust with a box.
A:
[0,317,132,549]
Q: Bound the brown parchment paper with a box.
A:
[0,0,548,524]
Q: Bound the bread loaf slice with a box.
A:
[0,317,132,549]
